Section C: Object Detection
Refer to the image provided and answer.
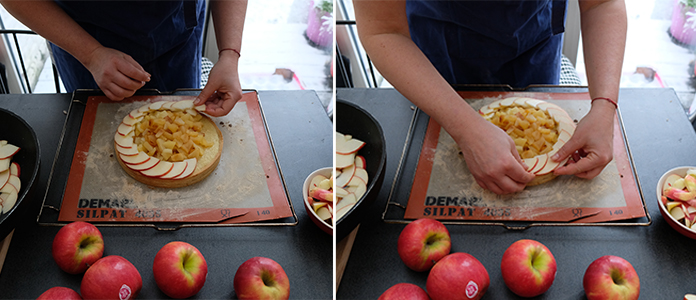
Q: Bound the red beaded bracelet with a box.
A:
[219,48,241,57]
[591,97,618,109]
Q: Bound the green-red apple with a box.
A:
[501,239,557,297]
[426,252,489,300]
[583,255,640,300]
[377,283,429,300]
[80,255,142,300]
[397,218,451,272]
[153,241,208,299]
[36,287,82,300]
[52,221,104,274]
[233,257,290,300]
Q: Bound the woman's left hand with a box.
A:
[551,101,616,179]
[194,52,243,117]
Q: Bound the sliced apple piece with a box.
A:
[173,158,197,179]
[0,143,20,159]
[529,154,549,174]
[116,144,139,156]
[336,132,366,155]
[317,178,332,191]
[522,157,539,172]
[346,179,367,200]
[671,205,686,221]
[148,101,166,111]
[137,104,151,114]
[315,206,332,222]
[0,183,18,214]
[0,158,10,173]
[116,122,134,136]
[0,169,9,190]
[194,104,207,112]
[114,132,134,148]
[160,101,175,110]
[666,187,696,201]
[353,167,368,184]
[336,152,356,169]
[126,157,160,171]
[160,161,188,179]
[354,155,366,169]
[336,193,357,220]
[129,109,144,120]
[335,186,349,198]
[8,175,20,193]
[335,164,355,188]
[312,201,327,212]
[120,151,151,165]
[666,201,682,212]
[10,162,19,177]
[171,100,195,111]
[0,140,6,146]
[140,161,174,178]
[309,174,328,191]
[122,114,142,126]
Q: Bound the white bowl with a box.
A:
[302,167,333,235]
[656,166,696,239]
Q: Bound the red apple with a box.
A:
[80,255,142,300]
[52,221,104,274]
[378,283,430,300]
[153,241,208,299]
[500,239,557,297]
[397,218,451,272]
[233,257,290,300]
[583,255,640,300]
[36,287,82,300]
[426,252,489,300]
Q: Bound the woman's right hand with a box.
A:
[84,47,150,101]
[453,118,536,194]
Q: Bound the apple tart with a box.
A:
[479,97,576,186]
[114,100,223,188]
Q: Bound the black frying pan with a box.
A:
[0,107,40,241]
[336,100,386,241]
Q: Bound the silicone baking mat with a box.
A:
[40,90,294,226]
[384,90,648,226]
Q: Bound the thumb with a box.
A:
[194,83,216,105]
[551,136,580,162]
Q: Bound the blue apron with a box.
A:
[406,0,567,88]
[51,0,205,93]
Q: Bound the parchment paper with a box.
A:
[427,97,626,209]
[80,99,273,211]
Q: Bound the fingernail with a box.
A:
[551,154,559,160]
[193,97,201,105]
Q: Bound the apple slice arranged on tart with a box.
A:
[479,97,576,186]
[114,100,222,188]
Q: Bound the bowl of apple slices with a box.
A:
[657,166,696,239]
[303,167,334,235]
[0,108,40,241]
[335,100,386,241]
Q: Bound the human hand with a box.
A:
[84,47,150,101]
[454,119,536,194]
[194,53,243,117]
[551,103,615,179]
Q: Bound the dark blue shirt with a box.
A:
[51,0,205,93]
[406,0,567,88]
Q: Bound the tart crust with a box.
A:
[113,100,223,188]
[479,97,576,186]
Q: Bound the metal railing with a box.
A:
[0,29,61,94]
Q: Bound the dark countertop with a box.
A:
[336,87,696,299]
[0,90,333,299]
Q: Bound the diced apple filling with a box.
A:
[133,110,212,162]
[485,106,559,159]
